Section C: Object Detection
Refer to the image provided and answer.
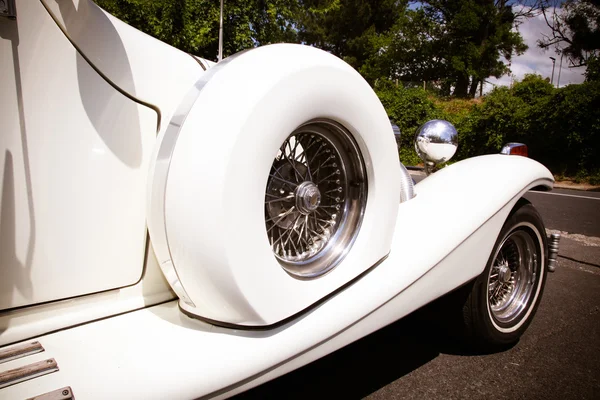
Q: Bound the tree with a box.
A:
[539,0,600,68]
[94,0,300,60]
[585,55,600,80]
[413,0,541,97]
[511,73,555,102]
[296,0,407,77]
[356,0,542,97]
[374,78,438,165]
[314,0,538,96]
[358,7,443,86]
[532,80,600,174]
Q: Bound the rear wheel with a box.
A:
[461,201,548,348]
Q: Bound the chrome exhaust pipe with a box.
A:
[548,233,560,272]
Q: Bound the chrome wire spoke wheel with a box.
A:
[265,119,367,278]
[457,204,547,348]
[487,229,539,325]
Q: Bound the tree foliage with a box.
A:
[438,75,599,176]
[360,0,539,97]
[94,0,299,60]
[417,0,536,97]
[539,0,600,67]
[375,74,600,177]
[374,79,439,165]
[358,8,441,85]
[532,80,600,174]
[296,0,406,78]
[585,55,600,80]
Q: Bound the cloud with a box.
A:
[484,7,586,93]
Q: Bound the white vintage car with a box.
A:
[0,1,559,399]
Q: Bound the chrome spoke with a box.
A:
[304,214,310,244]
[286,226,299,255]
[308,225,325,240]
[271,226,286,248]
[325,194,342,202]
[296,217,307,248]
[266,206,296,232]
[281,139,303,181]
[311,155,334,177]
[269,173,298,188]
[265,195,294,204]
[315,217,335,225]
[317,170,341,185]
[292,137,302,159]
[281,210,301,250]
[308,143,326,165]
[272,161,295,183]
[285,155,304,182]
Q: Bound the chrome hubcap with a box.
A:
[265,120,367,278]
[498,263,512,284]
[487,229,539,324]
[295,182,321,214]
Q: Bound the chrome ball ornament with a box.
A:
[414,120,458,166]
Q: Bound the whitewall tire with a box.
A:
[147,44,401,326]
[460,200,548,348]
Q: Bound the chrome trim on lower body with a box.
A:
[0,359,58,389]
[0,341,44,364]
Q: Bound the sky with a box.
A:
[484,7,587,92]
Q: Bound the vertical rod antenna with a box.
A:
[218,0,224,61]
[557,53,564,88]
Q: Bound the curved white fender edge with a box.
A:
[0,155,552,399]
[218,154,554,397]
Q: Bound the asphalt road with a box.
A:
[525,188,600,237]
[234,177,600,400]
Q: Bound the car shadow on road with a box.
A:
[233,297,512,400]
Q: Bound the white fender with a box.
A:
[388,154,553,298]
[147,44,401,326]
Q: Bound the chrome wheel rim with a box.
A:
[487,229,539,324]
[265,120,367,278]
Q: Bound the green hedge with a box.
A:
[376,75,600,181]
[374,79,438,166]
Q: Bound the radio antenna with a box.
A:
[218,0,224,61]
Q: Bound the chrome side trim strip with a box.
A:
[27,386,74,400]
[0,358,59,389]
[0,341,44,364]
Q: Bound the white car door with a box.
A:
[0,0,156,310]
